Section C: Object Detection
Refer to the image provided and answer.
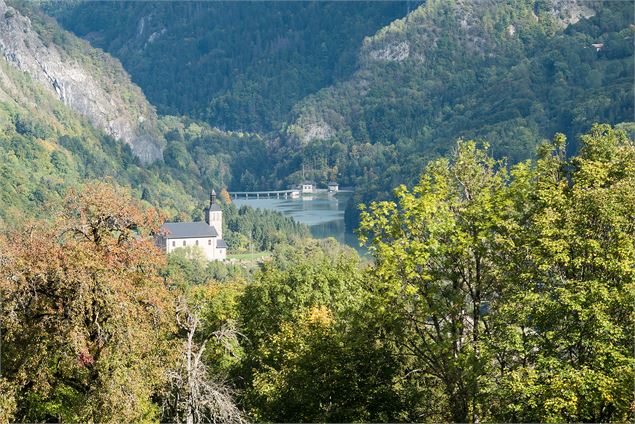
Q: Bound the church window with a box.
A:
[183,240,186,246]
[172,241,175,247]
[195,240,199,246]
[208,239,212,245]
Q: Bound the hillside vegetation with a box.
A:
[0,1,633,421]
[47,0,634,230]
[48,1,413,132]
[0,1,305,227]
[1,0,165,162]
[0,47,266,225]
[1,125,633,422]
[278,0,634,226]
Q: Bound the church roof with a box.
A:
[161,222,218,239]
[216,239,228,248]
[208,203,222,212]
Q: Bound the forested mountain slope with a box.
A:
[0,1,277,225]
[0,50,196,223]
[288,0,631,154]
[276,0,634,226]
[0,53,274,225]
[47,0,633,230]
[17,0,634,232]
[48,1,414,132]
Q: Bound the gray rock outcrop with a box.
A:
[0,1,163,163]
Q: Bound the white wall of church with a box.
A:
[164,237,220,260]
[207,210,223,239]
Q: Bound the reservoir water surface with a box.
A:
[233,193,363,251]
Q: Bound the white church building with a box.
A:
[157,189,227,261]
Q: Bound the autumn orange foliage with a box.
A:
[0,181,177,422]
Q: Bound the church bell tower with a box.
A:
[205,189,223,238]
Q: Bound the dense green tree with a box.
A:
[486,125,635,421]
[162,246,251,285]
[221,202,310,253]
[359,124,635,422]
[235,239,403,422]
[359,140,515,422]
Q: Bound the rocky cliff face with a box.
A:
[0,0,163,163]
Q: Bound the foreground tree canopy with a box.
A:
[0,183,242,423]
[0,124,633,422]
[0,183,173,421]
[359,124,635,421]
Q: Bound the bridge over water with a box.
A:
[230,189,300,199]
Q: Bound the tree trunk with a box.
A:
[449,386,469,423]
[186,320,195,424]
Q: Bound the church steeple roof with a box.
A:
[208,188,221,211]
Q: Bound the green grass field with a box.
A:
[227,252,272,261]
